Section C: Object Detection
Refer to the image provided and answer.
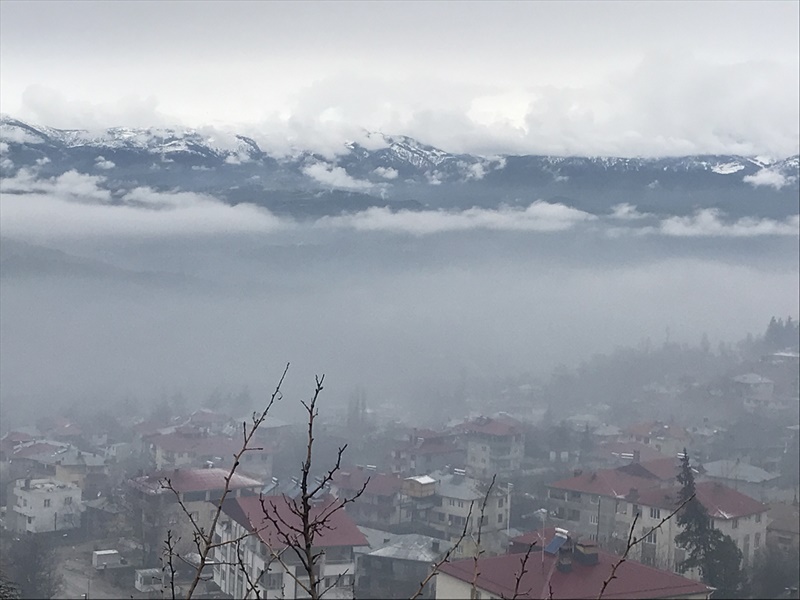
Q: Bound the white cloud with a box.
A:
[658,209,799,237]
[35,157,50,166]
[317,201,596,236]
[0,158,13,170]
[302,162,374,190]
[94,155,115,170]
[610,203,651,220]
[743,168,795,190]
[373,166,398,180]
[0,168,111,202]
[0,142,9,154]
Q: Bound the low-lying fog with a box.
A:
[1,223,797,429]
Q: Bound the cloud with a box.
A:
[0,168,111,202]
[610,203,651,220]
[302,162,374,190]
[0,142,9,154]
[373,166,398,180]
[94,155,115,170]
[317,201,596,235]
[743,168,795,190]
[0,170,289,239]
[658,209,799,237]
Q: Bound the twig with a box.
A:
[162,530,179,600]
[471,475,496,593]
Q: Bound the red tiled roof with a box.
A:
[130,467,262,495]
[636,481,767,520]
[549,468,661,499]
[510,527,559,548]
[333,469,403,497]
[224,495,368,549]
[440,546,711,599]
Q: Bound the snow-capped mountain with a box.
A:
[1,116,798,219]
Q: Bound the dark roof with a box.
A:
[617,458,681,481]
[223,495,368,549]
[440,547,711,599]
[636,481,767,520]
[130,467,262,495]
[149,431,242,457]
[458,416,522,437]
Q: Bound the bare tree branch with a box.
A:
[471,474,496,594]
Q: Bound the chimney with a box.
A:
[431,540,440,553]
[633,450,641,463]
[627,488,639,502]
[575,540,599,566]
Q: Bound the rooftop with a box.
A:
[549,468,660,500]
[366,533,453,562]
[767,503,800,535]
[457,415,522,437]
[223,495,368,549]
[702,459,779,484]
[333,468,403,497]
[440,539,711,599]
[636,481,767,520]
[130,468,262,495]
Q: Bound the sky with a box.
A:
[1,0,798,157]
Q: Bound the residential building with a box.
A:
[355,532,452,599]
[766,502,800,550]
[733,373,776,412]
[390,428,463,477]
[435,530,712,599]
[622,421,692,458]
[700,459,780,501]
[331,467,406,528]
[9,477,82,533]
[128,467,262,564]
[457,416,524,480]
[213,495,368,599]
[425,468,511,557]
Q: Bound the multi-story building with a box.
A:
[213,495,368,599]
[390,428,463,477]
[621,421,692,459]
[128,467,262,565]
[766,502,800,551]
[9,477,82,533]
[457,416,524,480]
[331,467,406,528]
[546,463,767,574]
[425,468,511,557]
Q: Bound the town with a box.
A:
[0,318,798,599]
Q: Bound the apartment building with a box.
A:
[9,477,82,533]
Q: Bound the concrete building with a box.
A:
[213,495,368,599]
[9,477,82,533]
[457,416,524,480]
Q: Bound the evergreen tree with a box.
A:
[675,448,746,597]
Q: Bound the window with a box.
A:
[498,498,504,508]
[568,509,580,521]
[754,533,761,548]
[755,513,762,523]
[64,497,72,505]
[616,501,627,514]
[22,499,27,507]
[549,489,565,500]
[632,504,640,517]
[449,499,456,507]
[590,495,599,504]
[645,530,657,545]
[590,514,599,525]
[27,516,33,524]
[569,491,582,501]
[44,499,51,508]
[649,507,661,519]
[732,518,739,529]
[458,501,465,509]
[498,513,504,523]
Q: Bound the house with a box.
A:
[212,494,368,599]
[456,416,524,480]
[766,502,800,550]
[144,425,274,479]
[9,477,82,533]
[621,421,692,458]
[355,532,452,599]
[587,441,669,469]
[331,467,407,528]
[435,529,712,599]
[390,428,463,477]
[127,467,262,564]
[424,468,511,557]
[699,459,780,501]
[733,373,779,412]
[32,445,108,498]
[629,481,768,570]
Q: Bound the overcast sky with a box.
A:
[1,1,798,156]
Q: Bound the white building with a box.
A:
[10,478,82,533]
[213,495,368,599]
